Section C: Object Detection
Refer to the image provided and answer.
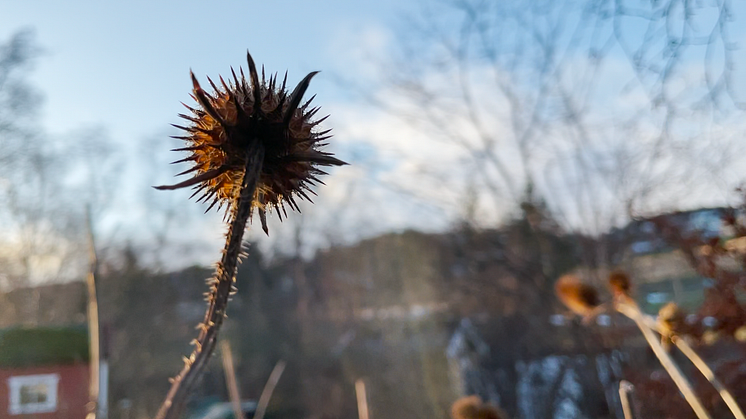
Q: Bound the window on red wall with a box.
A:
[7,374,60,415]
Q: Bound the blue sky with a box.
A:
[0,1,412,139]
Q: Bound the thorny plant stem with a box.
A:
[220,341,244,419]
[616,302,712,419]
[155,143,265,419]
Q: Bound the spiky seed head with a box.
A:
[555,274,601,317]
[608,270,632,299]
[155,52,347,234]
[450,396,508,419]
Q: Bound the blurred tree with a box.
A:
[0,30,119,290]
[445,185,612,416]
[361,0,745,263]
[0,29,77,295]
[0,29,40,160]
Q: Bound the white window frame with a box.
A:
[7,373,60,415]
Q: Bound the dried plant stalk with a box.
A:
[254,360,286,419]
[355,379,370,419]
[633,309,744,419]
[85,207,100,419]
[618,380,639,419]
[671,336,745,419]
[155,145,263,419]
[153,51,345,419]
[616,302,712,419]
[220,341,244,419]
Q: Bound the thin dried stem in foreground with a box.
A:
[671,336,746,419]
[618,380,640,419]
[254,360,286,419]
[155,144,264,419]
[615,302,712,419]
[633,307,744,419]
[221,341,244,419]
[85,207,100,419]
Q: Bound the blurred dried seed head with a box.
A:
[555,275,601,318]
[608,270,632,299]
[451,396,508,419]
[658,302,686,351]
[658,302,685,327]
[156,52,347,234]
[658,302,703,349]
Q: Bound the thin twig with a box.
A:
[618,380,639,419]
[155,144,265,419]
[355,379,370,419]
[85,206,100,419]
[253,360,286,419]
[616,302,712,419]
[221,340,244,419]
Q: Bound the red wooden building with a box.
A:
[0,327,89,418]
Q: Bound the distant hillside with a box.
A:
[0,281,86,328]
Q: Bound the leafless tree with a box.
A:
[356,0,744,255]
[0,31,118,289]
[0,29,73,289]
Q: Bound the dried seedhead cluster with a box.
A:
[650,206,746,339]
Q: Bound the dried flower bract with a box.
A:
[156,52,347,234]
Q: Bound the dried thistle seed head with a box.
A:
[608,270,632,299]
[155,52,347,234]
[658,302,686,332]
[658,302,688,351]
[450,396,508,419]
[554,274,601,317]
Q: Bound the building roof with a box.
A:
[0,326,89,368]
